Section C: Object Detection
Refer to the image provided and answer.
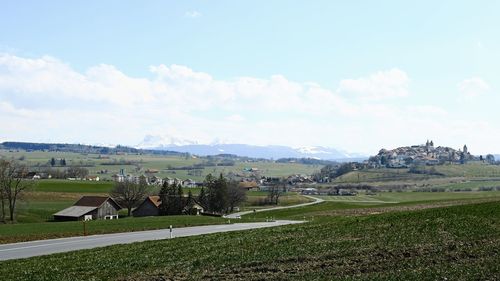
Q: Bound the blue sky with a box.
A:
[1,1,500,154]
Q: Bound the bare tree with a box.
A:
[227,181,247,212]
[0,160,34,222]
[66,165,89,179]
[267,183,285,205]
[110,179,150,216]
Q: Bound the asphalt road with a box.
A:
[226,195,324,219]
[0,220,302,261]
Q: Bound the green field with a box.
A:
[375,190,500,202]
[313,191,500,204]
[0,149,320,181]
[33,179,114,193]
[1,200,498,280]
[333,163,500,185]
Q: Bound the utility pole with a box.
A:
[83,220,87,236]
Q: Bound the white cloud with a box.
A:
[226,114,245,122]
[458,77,490,98]
[338,68,410,100]
[185,11,202,18]
[1,53,498,154]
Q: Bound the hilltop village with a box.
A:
[367,140,489,168]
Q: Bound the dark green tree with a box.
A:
[159,182,184,215]
[158,182,170,215]
[185,190,196,215]
[50,158,56,167]
[212,174,228,213]
[197,187,208,209]
[202,173,229,214]
[174,183,184,214]
[204,174,216,212]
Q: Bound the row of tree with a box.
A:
[49,158,67,166]
[159,181,190,215]
[110,173,248,217]
[198,174,247,214]
[314,163,358,181]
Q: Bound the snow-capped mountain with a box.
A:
[136,135,367,161]
[137,135,199,149]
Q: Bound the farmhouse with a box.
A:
[133,196,204,217]
[182,179,197,188]
[112,174,125,182]
[184,199,204,215]
[133,196,161,217]
[53,196,121,221]
[238,181,259,190]
[301,187,318,195]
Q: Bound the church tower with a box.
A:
[463,144,468,155]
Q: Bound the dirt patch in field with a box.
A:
[23,191,107,201]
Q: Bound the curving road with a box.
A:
[0,220,303,261]
[226,195,324,219]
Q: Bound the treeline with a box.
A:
[101,159,138,166]
[314,162,364,181]
[167,160,236,171]
[0,142,185,156]
[158,173,248,215]
[158,183,197,215]
[30,166,89,179]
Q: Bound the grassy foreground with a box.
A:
[1,200,499,280]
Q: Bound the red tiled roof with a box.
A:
[147,196,161,207]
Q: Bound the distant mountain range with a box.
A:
[136,135,367,161]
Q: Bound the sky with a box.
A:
[1,0,500,155]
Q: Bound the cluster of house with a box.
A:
[26,172,100,181]
[300,187,357,196]
[286,174,314,185]
[53,195,204,221]
[236,175,315,192]
[368,140,477,168]
[111,173,198,188]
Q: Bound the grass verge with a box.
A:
[0,215,240,244]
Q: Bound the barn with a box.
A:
[133,196,204,217]
[132,196,161,217]
[53,196,121,221]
